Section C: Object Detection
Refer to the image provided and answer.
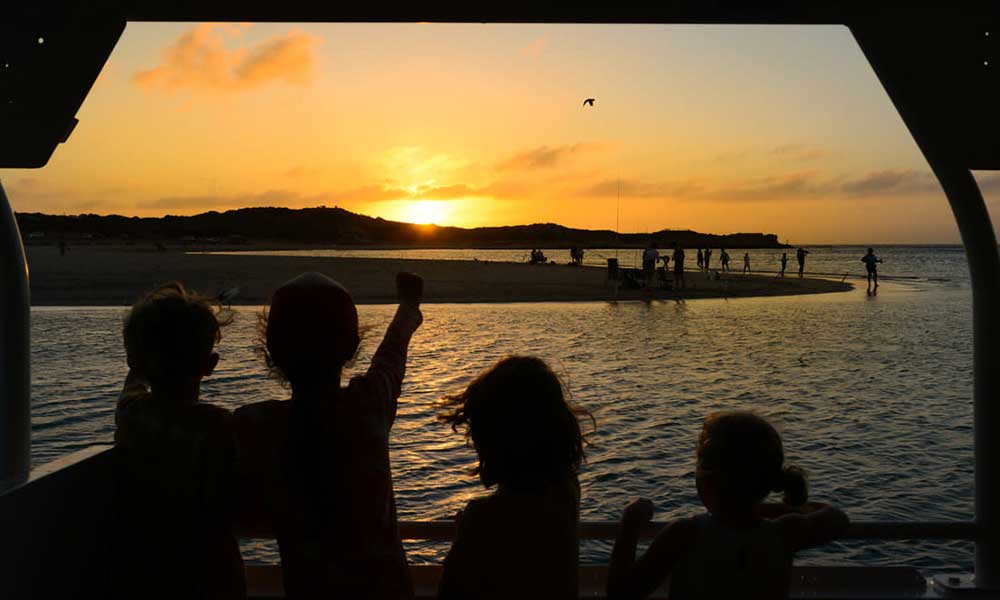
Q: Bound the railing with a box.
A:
[397,519,981,542]
[0,445,981,598]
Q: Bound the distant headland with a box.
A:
[16,206,786,250]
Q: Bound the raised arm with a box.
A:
[773,501,850,553]
[357,272,423,425]
[608,499,697,600]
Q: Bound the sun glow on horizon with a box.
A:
[396,199,453,226]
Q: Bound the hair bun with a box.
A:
[779,465,809,507]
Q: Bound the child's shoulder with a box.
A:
[187,401,233,425]
[231,400,297,449]
[464,483,579,528]
[178,403,238,442]
[232,399,289,422]
[462,491,517,519]
[116,401,235,456]
[458,491,534,527]
[662,514,704,542]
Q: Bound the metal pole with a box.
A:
[0,180,30,490]
[849,20,1000,587]
[928,165,1000,589]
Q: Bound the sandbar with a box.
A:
[25,245,853,306]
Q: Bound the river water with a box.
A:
[30,245,976,571]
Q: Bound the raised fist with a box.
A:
[396,272,423,306]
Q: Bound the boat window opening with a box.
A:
[2,21,993,579]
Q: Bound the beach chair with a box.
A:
[607,257,624,297]
[622,269,644,289]
[607,259,645,290]
[606,258,620,285]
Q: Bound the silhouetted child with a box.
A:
[112,282,244,600]
[234,272,422,599]
[743,252,751,274]
[696,248,704,270]
[720,248,730,272]
[780,252,788,277]
[437,356,591,600]
[608,411,848,600]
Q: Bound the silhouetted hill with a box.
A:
[16,206,785,249]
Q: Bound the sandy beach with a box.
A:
[25,245,852,305]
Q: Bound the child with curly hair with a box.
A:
[437,356,592,600]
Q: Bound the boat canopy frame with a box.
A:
[1,1,998,592]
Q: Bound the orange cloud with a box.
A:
[6,178,125,214]
[142,185,417,213]
[582,179,706,199]
[715,171,828,201]
[133,24,321,93]
[497,143,605,171]
[410,183,480,199]
[580,168,957,203]
[840,169,937,196]
[581,171,829,202]
[712,143,829,165]
[140,189,329,211]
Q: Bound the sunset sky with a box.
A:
[2,22,999,244]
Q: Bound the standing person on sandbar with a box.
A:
[704,248,713,271]
[742,252,751,275]
[796,247,809,278]
[861,247,883,292]
[696,248,704,270]
[672,242,686,290]
[642,242,660,288]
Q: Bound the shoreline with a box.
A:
[26,240,791,253]
[26,245,853,306]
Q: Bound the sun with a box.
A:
[401,200,451,225]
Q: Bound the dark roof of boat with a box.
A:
[1,2,998,169]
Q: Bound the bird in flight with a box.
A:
[583,98,595,106]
